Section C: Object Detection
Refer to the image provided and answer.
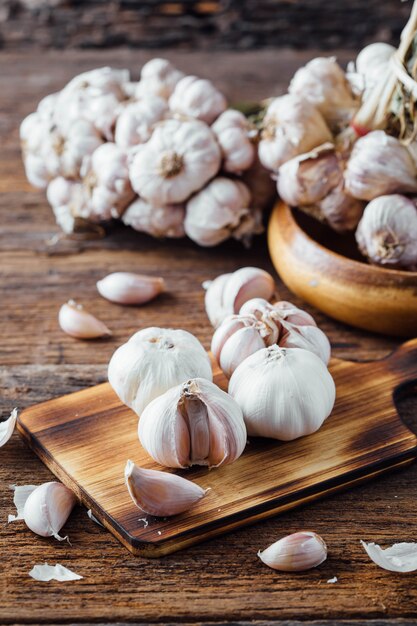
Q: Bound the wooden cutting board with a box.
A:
[17,339,417,558]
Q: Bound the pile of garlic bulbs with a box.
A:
[21,59,274,247]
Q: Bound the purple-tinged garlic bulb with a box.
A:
[135,58,185,100]
[355,194,417,270]
[114,96,168,149]
[122,198,185,239]
[212,109,256,173]
[169,75,227,124]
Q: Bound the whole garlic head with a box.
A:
[129,119,221,204]
[138,378,247,468]
[258,94,333,171]
[114,96,168,149]
[135,58,185,100]
[108,327,213,415]
[169,75,227,124]
[356,194,417,270]
[345,131,417,201]
[212,109,256,173]
[353,43,395,97]
[122,197,185,239]
[229,346,336,440]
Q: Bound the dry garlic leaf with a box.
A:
[29,562,83,582]
[8,484,37,523]
[0,408,17,447]
[361,540,417,573]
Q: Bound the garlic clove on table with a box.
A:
[23,482,77,541]
[97,272,166,305]
[58,300,112,339]
[259,531,327,572]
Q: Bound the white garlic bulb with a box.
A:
[259,531,327,572]
[129,119,221,204]
[122,197,185,238]
[108,327,212,415]
[229,346,336,440]
[354,43,395,96]
[125,460,206,517]
[212,109,256,173]
[114,96,168,149]
[258,95,333,171]
[169,75,227,124]
[356,194,417,270]
[23,482,77,541]
[138,378,247,468]
[47,177,90,234]
[345,131,417,201]
[135,58,185,100]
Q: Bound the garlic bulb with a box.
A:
[108,327,212,415]
[114,96,168,149]
[96,272,166,305]
[229,346,336,440]
[169,75,227,124]
[122,197,185,238]
[184,177,258,247]
[289,57,358,129]
[259,95,333,171]
[212,110,256,173]
[345,131,417,201]
[47,177,92,234]
[355,194,417,270]
[259,532,327,572]
[125,460,207,517]
[23,482,77,541]
[204,267,276,328]
[135,58,185,100]
[59,300,112,339]
[139,378,247,468]
[353,43,395,96]
[129,119,221,204]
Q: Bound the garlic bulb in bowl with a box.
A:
[108,327,212,415]
[229,346,335,440]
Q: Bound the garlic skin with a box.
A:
[135,58,185,100]
[138,378,247,468]
[184,177,258,247]
[29,563,83,582]
[129,119,221,204]
[97,272,166,305]
[259,95,333,171]
[115,96,168,149]
[204,267,276,328]
[355,194,417,270]
[259,532,327,572]
[345,131,417,201]
[169,75,227,124]
[0,408,17,448]
[229,346,335,440]
[361,540,417,573]
[125,460,206,517]
[289,57,358,129]
[23,482,77,541]
[122,198,185,239]
[59,300,112,339]
[108,327,212,415]
[212,110,256,173]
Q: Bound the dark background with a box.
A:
[0,0,411,51]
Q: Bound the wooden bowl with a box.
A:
[268,202,417,337]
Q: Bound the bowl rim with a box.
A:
[276,201,417,279]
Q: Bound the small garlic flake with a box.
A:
[361,540,417,573]
[138,517,149,528]
[0,408,18,448]
[87,508,104,527]
[327,576,338,583]
[8,484,37,523]
[59,300,111,339]
[29,562,83,582]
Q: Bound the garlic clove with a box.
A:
[219,326,266,378]
[279,322,331,365]
[223,267,276,315]
[211,315,248,361]
[204,273,232,328]
[23,482,77,541]
[272,301,317,327]
[239,297,275,319]
[59,300,111,339]
[258,531,327,572]
[97,272,166,305]
[125,460,207,517]
[361,540,417,573]
[0,408,17,448]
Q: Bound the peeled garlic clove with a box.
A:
[361,540,417,573]
[219,326,266,378]
[97,272,166,305]
[259,532,327,572]
[59,300,111,339]
[229,346,335,440]
[125,460,207,517]
[279,322,331,365]
[23,482,77,541]
[0,408,17,447]
[138,378,247,468]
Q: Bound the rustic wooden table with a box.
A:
[1,49,416,625]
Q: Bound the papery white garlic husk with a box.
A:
[289,57,358,130]
[212,109,256,173]
[114,96,168,149]
[279,321,331,365]
[23,482,77,541]
[129,119,221,204]
[361,540,417,573]
[184,177,257,246]
[139,378,247,468]
[108,327,212,415]
[258,95,333,171]
[125,460,207,517]
[241,156,277,212]
[122,197,185,238]
[8,484,37,523]
[229,346,336,440]
[345,131,417,201]
[259,531,327,572]
[135,58,185,100]
[350,43,395,97]
[29,562,83,582]
[0,408,17,448]
[59,300,112,339]
[169,75,227,124]
[355,194,417,270]
[97,272,166,305]
[204,267,276,328]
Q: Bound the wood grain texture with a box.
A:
[17,341,417,557]
[0,49,417,623]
